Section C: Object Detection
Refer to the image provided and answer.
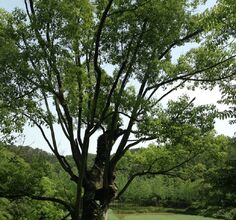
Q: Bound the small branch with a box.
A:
[111,43,153,170]
[155,79,188,103]
[26,0,74,138]
[23,113,55,153]
[14,87,38,100]
[125,136,156,148]
[90,22,147,136]
[105,22,147,139]
[102,111,141,124]
[23,113,78,182]
[61,213,71,220]
[172,97,196,121]
[55,93,82,169]
[42,91,58,152]
[124,140,141,150]
[118,111,141,122]
[75,54,84,148]
[162,172,187,181]
[116,175,136,199]
[94,0,114,70]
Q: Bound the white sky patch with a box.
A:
[0,0,24,11]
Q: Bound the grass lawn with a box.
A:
[108,210,219,220]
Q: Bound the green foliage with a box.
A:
[0,0,235,219]
[0,198,12,220]
[136,96,216,144]
[0,135,235,219]
[0,144,70,219]
[116,134,235,219]
[0,144,33,194]
[0,0,234,134]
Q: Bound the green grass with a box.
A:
[110,206,187,214]
[108,210,219,220]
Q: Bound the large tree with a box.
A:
[0,0,235,219]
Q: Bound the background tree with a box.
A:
[0,0,235,219]
[0,134,234,219]
[0,9,28,142]
[116,96,216,199]
[0,143,72,219]
[114,134,236,219]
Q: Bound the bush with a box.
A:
[230,208,236,220]
[205,207,236,220]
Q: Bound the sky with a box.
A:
[0,0,235,155]
[0,0,24,11]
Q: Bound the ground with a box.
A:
[108,210,220,220]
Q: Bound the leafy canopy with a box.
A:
[0,0,235,218]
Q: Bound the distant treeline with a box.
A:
[0,136,236,220]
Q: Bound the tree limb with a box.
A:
[158,29,202,60]
[111,41,156,170]
[0,193,72,213]
[156,79,188,103]
[23,113,78,182]
[145,54,236,95]
[116,152,199,199]
[96,35,135,129]
[91,0,114,126]
[54,100,70,140]
[61,212,71,220]
[183,72,236,82]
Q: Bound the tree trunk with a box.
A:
[79,176,117,220]
[72,130,121,220]
[81,193,109,220]
[72,198,108,220]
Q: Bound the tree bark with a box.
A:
[79,179,116,220]
[71,130,121,220]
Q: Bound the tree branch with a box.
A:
[0,193,72,213]
[23,113,55,153]
[26,0,75,147]
[91,0,114,126]
[54,100,70,140]
[23,113,78,182]
[96,36,135,128]
[158,29,202,60]
[90,21,147,137]
[42,91,58,152]
[183,72,236,82]
[145,54,236,94]
[125,136,156,149]
[156,79,188,103]
[111,43,158,171]
[21,24,82,174]
[61,212,71,220]
[116,152,199,199]
[14,87,38,100]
